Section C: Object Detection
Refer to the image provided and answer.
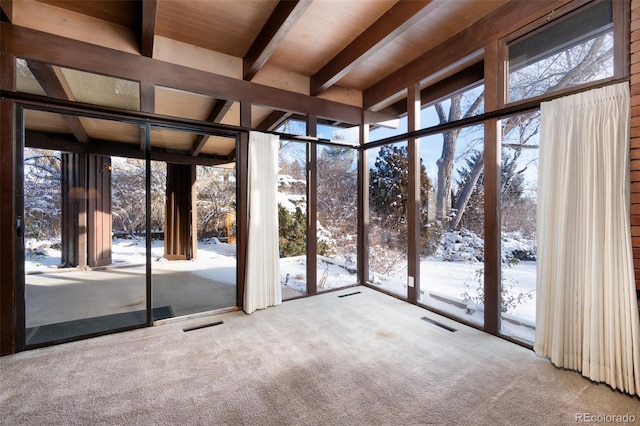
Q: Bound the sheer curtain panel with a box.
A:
[245,131,282,314]
[535,82,640,396]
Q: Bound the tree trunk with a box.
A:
[449,155,484,230]
[435,131,457,221]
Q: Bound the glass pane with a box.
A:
[318,123,359,146]
[508,1,613,103]
[500,112,539,343]
[316,144,358,292]
[369,115,406,143]
[16,59,140,111]
[278,140,308,299]
[24,111,147,345]
[420,83,485,127]
[276,118,307,136]
[149,127,238,316]
[418,124,485,327]
[368,142,409,298]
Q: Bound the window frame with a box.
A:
[499,0,628,109]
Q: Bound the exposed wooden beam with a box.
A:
[25,60,89,143]
[3,23,394,125]
[243,0,312,81]
[190,99,234,156]
[255,110,292,132]
[140,0,157,58]
[25,130,232,166]
[363,0,565,110]
[0,0,12,23]
[311,0,438,96]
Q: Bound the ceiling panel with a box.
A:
[337,0,508,90]
[155,86,217,121]
[155,0,279,57]
[267,0,396,76]
[24,110,71,135]
[80,117,141,145]
[36,0,140,27]
[199,136,236,157]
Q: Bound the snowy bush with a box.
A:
[436,228,536,264]
[501,231,536,263]
[438,229,485,262]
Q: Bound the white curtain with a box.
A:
[244,131,281,314]
[535,82,640,396]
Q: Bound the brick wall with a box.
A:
[631,0,640,292]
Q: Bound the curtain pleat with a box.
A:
[535,82,640,396]
[245,131,281,314]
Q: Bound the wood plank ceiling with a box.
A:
[8,0,509,159]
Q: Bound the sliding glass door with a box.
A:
[22,110,148,346]
[19,107,239,348]
[149,126,238,318]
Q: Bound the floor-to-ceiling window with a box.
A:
[499,112,539,343]
[315,129,359,291]
[417,124,485,327]
[277,139,308,299]
[367,142,409,298]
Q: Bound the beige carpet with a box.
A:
[1,286,638,425]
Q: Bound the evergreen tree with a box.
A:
[369,145,433,252]
[278,205,306,258]
[278,204,331,258]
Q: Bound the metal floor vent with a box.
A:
[183,320,224,332]
[421,316,457,333]
[338,291,362,298]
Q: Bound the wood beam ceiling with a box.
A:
[3,23,394,125]
[311,0,438,96]
[140,0,157,58]
[25,60,89,143]
[243,0,312,81]
[255,110,292,132]
[190,99,234,156]
[363,0,563,110]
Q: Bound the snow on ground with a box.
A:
[25,230,537,343]
[25,237,237,286]
[280,255,358,294]
[369,257,536,343]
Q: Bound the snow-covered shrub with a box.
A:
[438,229,484,262]
[436,228,536,265]
[501,231,536,264]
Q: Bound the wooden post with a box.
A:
[164,163,195,260]
[87,154,113,267]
